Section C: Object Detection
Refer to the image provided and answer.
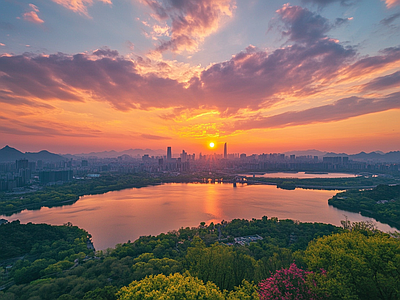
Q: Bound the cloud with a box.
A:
[93,47,119,57]
[0,114,101,137]
[0,3,399,129]
[0,53,193,111]
[341,46,400,79]
[0,22,14,30]
[142,0,235,53]
[51,0,112,17]
[380,12,400,26]
[198,34,355,114]
[275,4,332,43]
[383,0,400,8]
[362,71,400,92]
[301,0,355,7]
[23,4,44,24]
[140,133,171,140]
[225,93,400,132]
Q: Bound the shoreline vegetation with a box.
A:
[1,217,399,299]
[0,172,399,229]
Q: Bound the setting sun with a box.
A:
[209,142,215,148]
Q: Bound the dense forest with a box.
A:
[329,184,400,229]
[1,217,399,299]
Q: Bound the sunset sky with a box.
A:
[1,0,400,155]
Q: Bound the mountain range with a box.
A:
[1,146,400,163]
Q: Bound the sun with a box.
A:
[209,142,215,148]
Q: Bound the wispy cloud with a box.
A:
[383,0,400,9]
[224,93,400,132]
[0,114,101,137]
[51,0,112,17]
[301,0,356,7]
[142,0,236,54]
[362,71,400,92]
[140,133,171,140]
[22,4,44,24]
[380,12,400,26]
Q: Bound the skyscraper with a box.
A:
[224,143,227,159]
[167,147,172,160]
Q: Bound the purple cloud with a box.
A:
[225,93,400,132]
[380,13,400,26]
[93,47,119,57]
[362,71,400,92]
[198,38,355,114]
[276,4,332,43]
[342,46,400,79]
[0,53,195,111]
[301,0,356,7]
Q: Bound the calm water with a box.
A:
[239,172,357,179]
[2,183,396,250]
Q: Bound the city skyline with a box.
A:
[1,0,400,154]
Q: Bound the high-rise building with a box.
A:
[167,147,172,160]
[224,143,227,159]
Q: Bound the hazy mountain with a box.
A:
[324,152,349,157]
[349,151,400,162]
[284,149,327,157]
[322,151,400,163]
[0,145,28,162]
[65,148,165,159]
[0,146,64,162]
[25,150,65,162]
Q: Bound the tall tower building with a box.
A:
[167,147,172,160]
[224,143,227,159]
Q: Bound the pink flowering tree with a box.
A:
[258,263,325,300]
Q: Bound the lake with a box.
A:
[239,172,358,179]
[1,183,396,250]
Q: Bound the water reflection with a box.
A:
[239,172,357,179]
[2,183,396,250]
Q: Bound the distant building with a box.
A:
[224,143,227,159]
[167,147,172,160]
[39,170,73,184]
[16,159,29,170]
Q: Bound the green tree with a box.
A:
[185,238,257,291]
[304,231,400,300]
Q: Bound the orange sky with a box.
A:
[1,0,400,154]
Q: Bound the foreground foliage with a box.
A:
[1,217,399,300]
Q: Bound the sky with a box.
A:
[1,0,400,155]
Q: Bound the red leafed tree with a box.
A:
[258,263,323,300]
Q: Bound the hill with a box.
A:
[0,146,64,162]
